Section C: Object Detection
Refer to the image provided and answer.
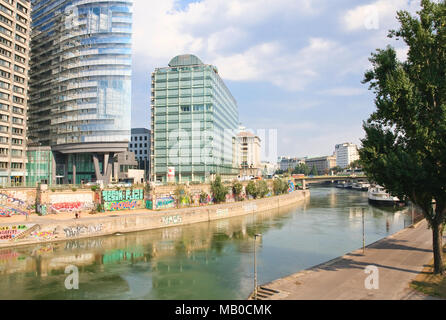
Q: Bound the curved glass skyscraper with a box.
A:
[29,0,132,184]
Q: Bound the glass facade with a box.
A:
[26,147,54,187]
[151,54,239,183]
[29,0,132,147]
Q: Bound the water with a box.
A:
[0,187,414,300]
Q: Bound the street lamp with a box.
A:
[254,233,262,300]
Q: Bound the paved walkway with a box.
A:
[258,220,443,300]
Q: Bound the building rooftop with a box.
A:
[168,54,204,67]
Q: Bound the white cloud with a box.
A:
[319,87,367,97]
[342,0,420,32]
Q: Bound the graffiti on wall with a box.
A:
[63,224,104,238]
[104,200,143,211]
[288,180,295,193]
[50,202,94,214]
[102,189,144,211]
[48,193,94,214]
[0,225,29,241]
[0,205,28,217]
[156,196,175,210]
[162,215,182,226]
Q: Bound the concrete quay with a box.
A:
[253,219,443,300]
[0,190,310,248]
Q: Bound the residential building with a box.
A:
[335,143,360,169]
[279,157,306,172]
[237,127,261,177]
[28,0,133,185]
[151,54,239,183]
[129,128,150,180]
[0,0,31,186]
[305,155,337,175]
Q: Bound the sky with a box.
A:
[131,0,421,159]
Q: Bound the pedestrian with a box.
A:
[75,213,79,219]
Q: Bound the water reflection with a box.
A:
[0,188,415,300]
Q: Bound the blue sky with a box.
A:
[131,0,420,159]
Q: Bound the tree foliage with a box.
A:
[210,175,228,204]
[360,0,446,273]
[273,178,289,195]
[293,163,310,175]
[256,180,270,198]
[246,181,257,199]
[232,181,243,201]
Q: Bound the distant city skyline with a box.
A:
[131,0,420,158]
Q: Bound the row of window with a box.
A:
[0,161,23,169]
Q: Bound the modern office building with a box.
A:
[305,155,337,175]
[129,128,150,180]
[335,143,360,169]
[28,0,133,184]
[0,0,31,187]
[237,127,262,177]
[151,54,239,183]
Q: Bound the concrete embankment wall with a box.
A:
[0,190,309,248]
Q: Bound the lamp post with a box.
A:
[362,208,366,255]
[254,233,262,300]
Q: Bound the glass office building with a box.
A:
[28,0,132,184]
[151,54,239,183]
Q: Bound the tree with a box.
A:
[210,175,228,204]
[256,180,269,198]
[360,0,446,274]
[310,165,318,176]
[246,181,257,199]
[232,181,243,201]
[348,160,363,169]
[293,163,310,176]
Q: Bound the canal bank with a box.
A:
[252,218,440,300]
[0,190,310,248]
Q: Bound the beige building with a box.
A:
[0,0,31,186]
[237,129,262,177]
[335,143,360,169]
[305,155,337,175]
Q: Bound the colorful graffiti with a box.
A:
[102,189,144,202]
[0,205,28,217]
[30,230,56,240]
[51,202,83,213]
[0,225,28,240]
[63,224,104,238]
[156,196,175,210]
[288,180,296,193]
[104,200,143,211]
[0,192,27,207]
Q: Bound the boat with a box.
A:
[352,182,370,191]
[367,186,404,207]
[336,182,346,188]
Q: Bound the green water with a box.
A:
[0,187,414,300]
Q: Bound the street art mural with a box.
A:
[48,193,94,214]
[104,200,143,211]
[155,196,175,210]
[102,189,144,211]
[0,225,29,241]
[0,206,28,217]
[288,180,296,193]
[0,191,33,217]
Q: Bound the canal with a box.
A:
[0,187,415,300]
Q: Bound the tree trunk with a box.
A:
[432,222,444,275]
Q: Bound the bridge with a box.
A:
[292,175,369,189]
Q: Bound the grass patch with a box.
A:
[410,247,446,298]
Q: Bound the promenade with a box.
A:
[256,219,443,300]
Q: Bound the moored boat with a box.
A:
[367,186,404,207]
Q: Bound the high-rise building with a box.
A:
[28,0,133,185]
[129,128,150,180]
[237,127,262,177]
[335,143,360,169]
[151,54,239,183]
[0,0,31,187]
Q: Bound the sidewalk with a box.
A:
[257,220,443,300]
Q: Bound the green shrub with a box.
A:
[232,181,243,201]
